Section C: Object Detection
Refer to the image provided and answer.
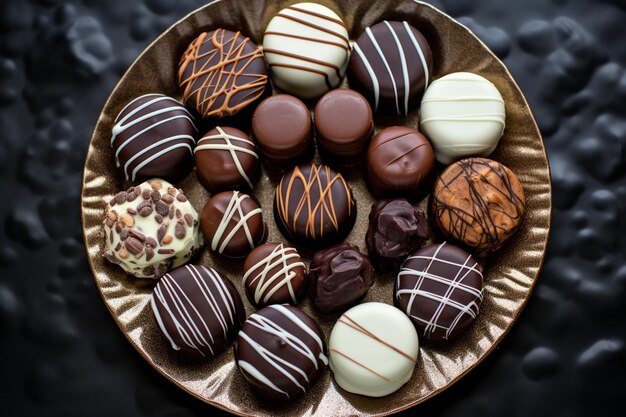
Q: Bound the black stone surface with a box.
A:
[0,0,624,416]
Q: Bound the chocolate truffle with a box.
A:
[420,72,505,165]
[179,29,268,118]
[263,3,350,99]
[111,94,196,182]
[328,302,419,397]
[396,243,483,342]
[243,243,306,308]
[315,89,374,164]
[194,126,259,193]
[102,179,203,278]
[350,21,432,115]
[431,158,526,256]
[274,164,356,246]
[151,264,246,357]
[366,199,430,271]
[200,191,266,259]
[366,126,435,201]
[252,94,314,170]
[234,304,327,400]
[308,243,375,314]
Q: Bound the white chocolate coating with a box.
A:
[328,302,419,397]
[262,2,350,98]
[419,72,506,165]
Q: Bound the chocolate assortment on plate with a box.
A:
[100,1,527,401]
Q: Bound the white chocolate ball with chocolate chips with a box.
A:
[102,179,203,278]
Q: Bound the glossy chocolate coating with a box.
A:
[252,94,314,170]
[314,88,374,163]
[151,264,246,357]
[366,198,430,270]
[395,243,483,342]
[274,164,356,246]
[431,157,526,256]
[366,126,435,201]
[194,126,260,193]
[243,242,307,308]
[308,243,375,314]
[234,305,327,400]
[200,191,266,259]
[178,29,268,118]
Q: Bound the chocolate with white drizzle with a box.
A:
[234,304,328,400]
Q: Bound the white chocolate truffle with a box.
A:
[328,302,419,397]
[262,2,350,99]
[102,179,203,278]
[419,72,506,165]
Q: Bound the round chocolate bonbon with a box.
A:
[349,21,432,115]
[314,88,374,163]
[200,191,266,259]
[431,157,525,256]
[194,126,259,193]
[243,242,307,308]
[328,302,419,397]
[262,2,350,99]
[420,72,506,165]
[111,94,196,182]
[308,243,375,314]
[234,304,327,400]
[396,242,483,342]
[179,29,268,118]
[151,264,246,357]
[274,164,356,246]
[102,179,203,279]
[366,126,435,200]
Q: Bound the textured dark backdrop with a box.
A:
[1,0,624,416]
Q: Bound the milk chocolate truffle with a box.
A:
[252,95,314,170]
[396,243,483,342]
[350,21,432,115]
[308,243,375,314]
[151,265,246,357]
[234,304,327,400]
[431,158,526,256]
[111,94,196,182]
[366,126,435,201]
[194,126,259,193]
[263,2,350,99]
[315,89,374,164]
[243,243,306,308]
[179,29,268,118]
[366,199,430,270]
[275,164,356,246]
[102,179,203,279]
[200,191,266,259]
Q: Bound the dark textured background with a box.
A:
[0,0,624,416]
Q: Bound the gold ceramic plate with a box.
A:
[81,0,552,415]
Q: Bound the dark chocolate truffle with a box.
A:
[111,94,196,182]
[200,191,266,259]
[431,157,526,256]
[314,88,374,164]
[151,264,246,357]
[366,198,430,270]
[178,29,268,118]
[308,243,375,314]
[234,304,327,400]
[274,164,356,246]
[252,94,314,170]
[396,242,483,342]
[243,242,306,308]
[349,21,432,115]
[194,126,259,193]
[366,126,434,201]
